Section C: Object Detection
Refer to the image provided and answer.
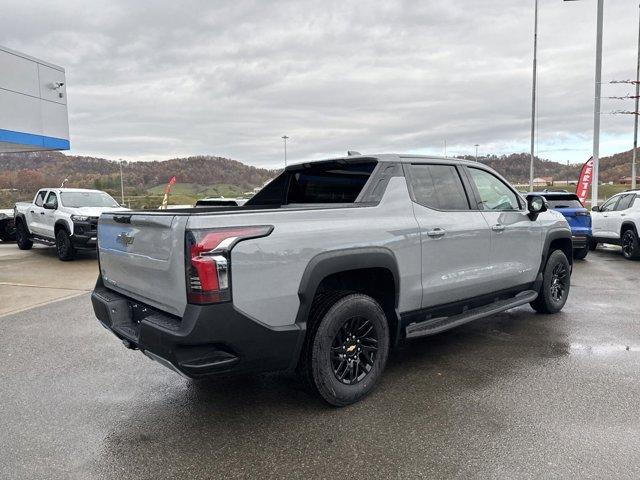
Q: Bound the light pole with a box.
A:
[565,0,604,205]
[592,0,604,206]
[281,135,289,168]
[564,0,604,205]
[633,3,640,191]
[119,159,125,205]
[530,0,539,192]
[474,144,480,162]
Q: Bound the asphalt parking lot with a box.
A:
[1,244,639,479]
[0,243,97,316]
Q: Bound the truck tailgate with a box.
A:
[98,213,189,316]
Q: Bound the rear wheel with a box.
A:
[530,249,571,314]
[573,246,589,260]
[15,221,33,250]
[0,220,16,242]
[302,293,389,406]
[621,229,640,260]
[56,229,76,261]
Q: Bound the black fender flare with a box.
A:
[290,247,401,368]
[621,221,638,236]
[295,246,400,325]
[14,213,28,231]
[539,227,573,275]
[54,220,71,235]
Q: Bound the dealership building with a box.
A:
[0,45,69,154]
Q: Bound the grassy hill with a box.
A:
[1,148,639,208]
[0,152,277,208]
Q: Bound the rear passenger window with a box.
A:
[409,164,469,210]
[616,194,634,211]
[34,191,46,207]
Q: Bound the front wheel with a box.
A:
[621,229,640,260]
[304,293,389,406]
[531,249,571,314]
[588,238,598,251]
[15,221,33,250]
[56,229,76,261]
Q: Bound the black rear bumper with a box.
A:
[91,279,304,378]
[571,235,589,249]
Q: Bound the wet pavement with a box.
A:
[0,243,97,316]
[1,246,639,479]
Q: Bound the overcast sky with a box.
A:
[2,0,640,168]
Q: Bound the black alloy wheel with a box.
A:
[530,249,571,314]
[56,229,76,261]
[303,293,390,406]
[621,229,640,260]
[16,222,33,250]
[330,316,379,386]
[549,262,569,303]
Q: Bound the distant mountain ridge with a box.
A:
[0,149,637,200]
[0,152,277,197]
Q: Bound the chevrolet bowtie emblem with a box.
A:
[116,232,135,246]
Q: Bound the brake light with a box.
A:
[576,211,591,216]
[185,226,273,304]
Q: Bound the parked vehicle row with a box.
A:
[90,154,573,406]
[13,188,125,260]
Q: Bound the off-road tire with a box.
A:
[56,229,76,261]
[15,221,33,250]
[0,220,16,242]
[621,228,640,260]
[301,293,389,407]
[588,238,598,251]
[530,249,571,314]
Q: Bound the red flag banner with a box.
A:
[163,175,177,194]
[576,157,593,205]
[161,176,177,209]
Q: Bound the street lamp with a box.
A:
[529,0,539,192]
[565,0,604,206]
[281,135,289,168]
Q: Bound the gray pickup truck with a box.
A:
[92,154,572,406]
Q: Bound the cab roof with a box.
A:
[284,153,484,170]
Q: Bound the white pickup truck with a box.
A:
[14,188,126,261]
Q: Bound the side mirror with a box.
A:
[591,205,600,212]
[43,202,57,210]
[527,194,547,220]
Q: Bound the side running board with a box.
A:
[405,290,538,340]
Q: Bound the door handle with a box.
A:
[621,213,627,217]
[30,210,35,214]
[40,212,45,215]
[426,228,446,238]
[491,224,506,232]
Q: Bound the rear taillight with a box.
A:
[576,211,591,216]
[185,226,273,304]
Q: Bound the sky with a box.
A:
[2,0,640,168]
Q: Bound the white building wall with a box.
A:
[0,45,69,153]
